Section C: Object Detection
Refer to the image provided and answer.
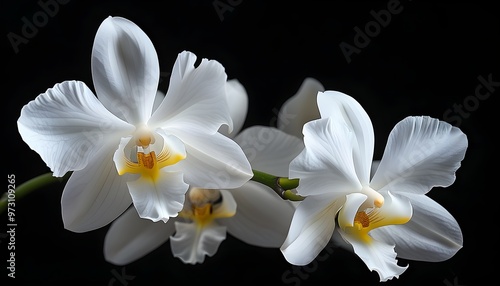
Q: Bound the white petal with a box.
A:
[290,118,361,196]
[148,51,231,134]
[91,16,159,124]
[17,80,133,177]
[370,193,463,262]
[338,193,367,229]
[170,221,227,264]
[317,91,375,185]
[370,116,468,195]
[61,142,132,233]
[338,192,412,281]
[170,128,252,189]
[127,171,189,223]
[104,207,177,265]
[221,181,295,247]
[281,193,343,265]
[277,77,324,138]
[340,230,408,282]
[235,126,304,177]
[218,79,248,138]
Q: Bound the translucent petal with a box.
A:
[234,126,304,177]
[370,116,468,195]
[281,193,343,265]
[370,193,463,262]
[317,91,375,185]
[152,90,165,113]
[104,207,176,265]
[91,16,159,124]
[290,118,362,196]
[61,142,132,233]
[222,181,295,247]
[277,77,324,138]
[218,79,248,138]
[127,170,189,223]
[170,221,226,264]
[17,80,133,177]
[148,51,231,134]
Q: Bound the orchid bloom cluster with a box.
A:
[16,16,468,282]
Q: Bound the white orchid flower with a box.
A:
[104,82,303,264]
[280,90,467,281]
[16,16,252,232]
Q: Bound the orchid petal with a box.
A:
[91,16,159,125]
[277,77,324,138]
[104,207,177,265]
[290,117,361,196]
[281,193,343,265]
[170,128,252,189]
[61,142,132,233]
[17,80,133,177]
[370,193,463,262]
[317,91,374,185]
[148,51,231,134]
[340,230,408,282]
[338,193,367,229]
[127,170,189,223]
[370,116,468,195]
[222,181,295,247]
[338,192,412,281]
[170,221,226,264]
[218,79,248,138]
[235,126,304,177]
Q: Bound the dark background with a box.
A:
[2,1,499,285]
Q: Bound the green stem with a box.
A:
[278,177,300,190]
[1,172,69,214]
[250,169,304,201]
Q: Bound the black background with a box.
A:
[2,1,499,285]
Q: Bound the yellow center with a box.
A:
[118,132,185,182]
[354,211,370,230]
[178,188,233,227]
